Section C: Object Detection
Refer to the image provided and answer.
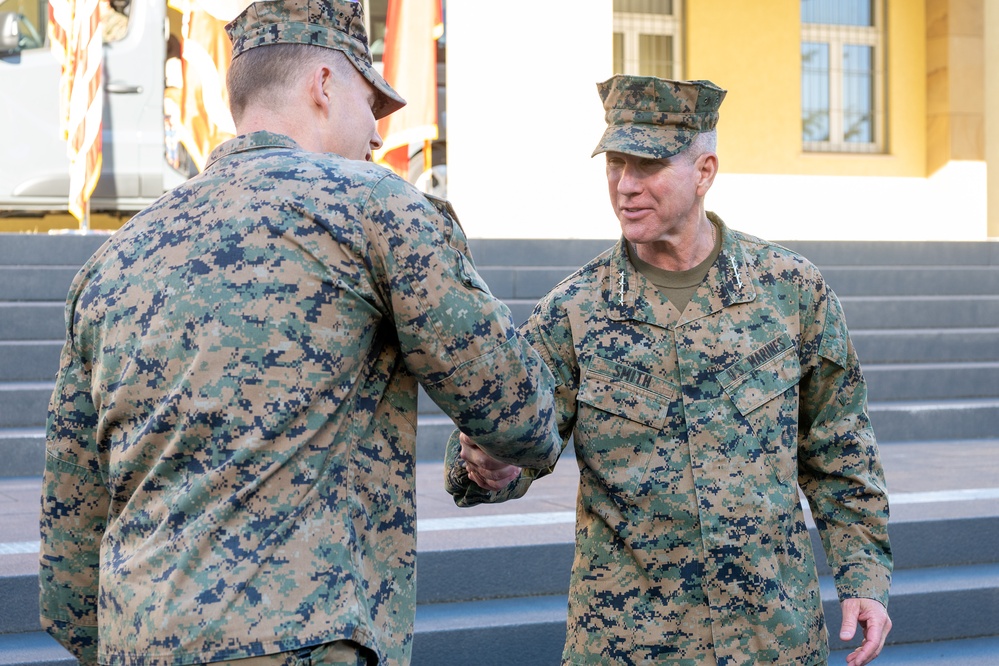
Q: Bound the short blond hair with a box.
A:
[227,44,354,123]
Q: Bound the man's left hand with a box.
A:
[840,597,892,666]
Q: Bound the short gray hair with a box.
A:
[682,130,717,163]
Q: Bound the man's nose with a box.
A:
[616,164,642,194]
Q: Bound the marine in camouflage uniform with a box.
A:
[38,1,561,664]
[445,76,892,665]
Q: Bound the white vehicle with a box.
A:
[0,0,191,216]
[0,0,445,218]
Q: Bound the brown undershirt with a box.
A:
[626,219,722,318]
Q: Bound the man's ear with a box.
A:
[695,152,718,196]
[310,64,334,112]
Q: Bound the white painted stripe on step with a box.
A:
[417,487,999,532]
[0,541,39,555]
[889,487,999,505]
[418,511,576,532]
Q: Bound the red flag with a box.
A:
[374,0,441,178]
[49,0,103,224]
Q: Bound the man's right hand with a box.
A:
[458,433,522,491]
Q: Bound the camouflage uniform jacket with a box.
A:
[446,216,892,665]
[40,131,560,666]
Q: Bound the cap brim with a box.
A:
[591,124,696,159]
[351,59,406,120]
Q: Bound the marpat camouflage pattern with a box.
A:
[446,216,892,665]
[592,76,727,160]
[40,131,561,666]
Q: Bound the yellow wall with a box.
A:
[685,0,926,178]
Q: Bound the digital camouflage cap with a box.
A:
[226,0,406,119]
[592,75,726,159]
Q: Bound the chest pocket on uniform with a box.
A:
[575,355,675,499]
[719,332,801,483]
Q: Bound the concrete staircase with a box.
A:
[1,233,997,664]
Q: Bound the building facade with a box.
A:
[446,0,997,241]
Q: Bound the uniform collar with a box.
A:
[605,213,756,328]
[204,131,302,169]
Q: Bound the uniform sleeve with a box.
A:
[796,275,893,607]
[361,176,560,469]
[445,298,579,507]
[38,314,108,665]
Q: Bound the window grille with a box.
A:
[613,0,683,79]
[801,0,885,153]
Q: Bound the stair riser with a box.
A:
[418,517,999,608]
[0,435,45,477]
[0,345,61,383]
[409,581,999,665]
[0,235,106,267]
[865,366,999,401]
[0,575,40,635]
[0,307,65,342]
[412,622,566,666]
[853,331,999,364]
[0,269,78,302]
[870,404,999,443]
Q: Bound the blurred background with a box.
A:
[0,0,996,241]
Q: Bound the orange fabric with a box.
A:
[49,0,104,222]
[172,1,237,172]
[374,0,440,178]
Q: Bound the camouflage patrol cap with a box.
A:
[226,0,406,119]
[592,75,726,159]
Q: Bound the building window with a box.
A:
[801,0,885,153]
[613,0,682,79]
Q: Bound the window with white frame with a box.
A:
[613,0,683,79]
[801,0,885,153]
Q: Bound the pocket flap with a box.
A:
[578,356,675,430]
[720,333,801,415]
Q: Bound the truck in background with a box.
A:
[0,0,195,217]
[0,0,445,224]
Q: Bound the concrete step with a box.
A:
[852,328,999,364]
[864,361,999,401]
[0,304,65,341]
[413,594,568,666]
[0,384,53,429]
[0,233,107,267]
[821,266,999,297]
[2,583,997,666]
[823,562,999,650]
[0,572,39,635]
[411,562,999,665]
[0,429,45,478]
[840,295,999,330]
[0,342,61,383]
[869,398,999,443]
[775,240,999,268]
[0,632,74,666]
[828,634,999,666]
[0,267,78,302]
[3,436,998,658]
